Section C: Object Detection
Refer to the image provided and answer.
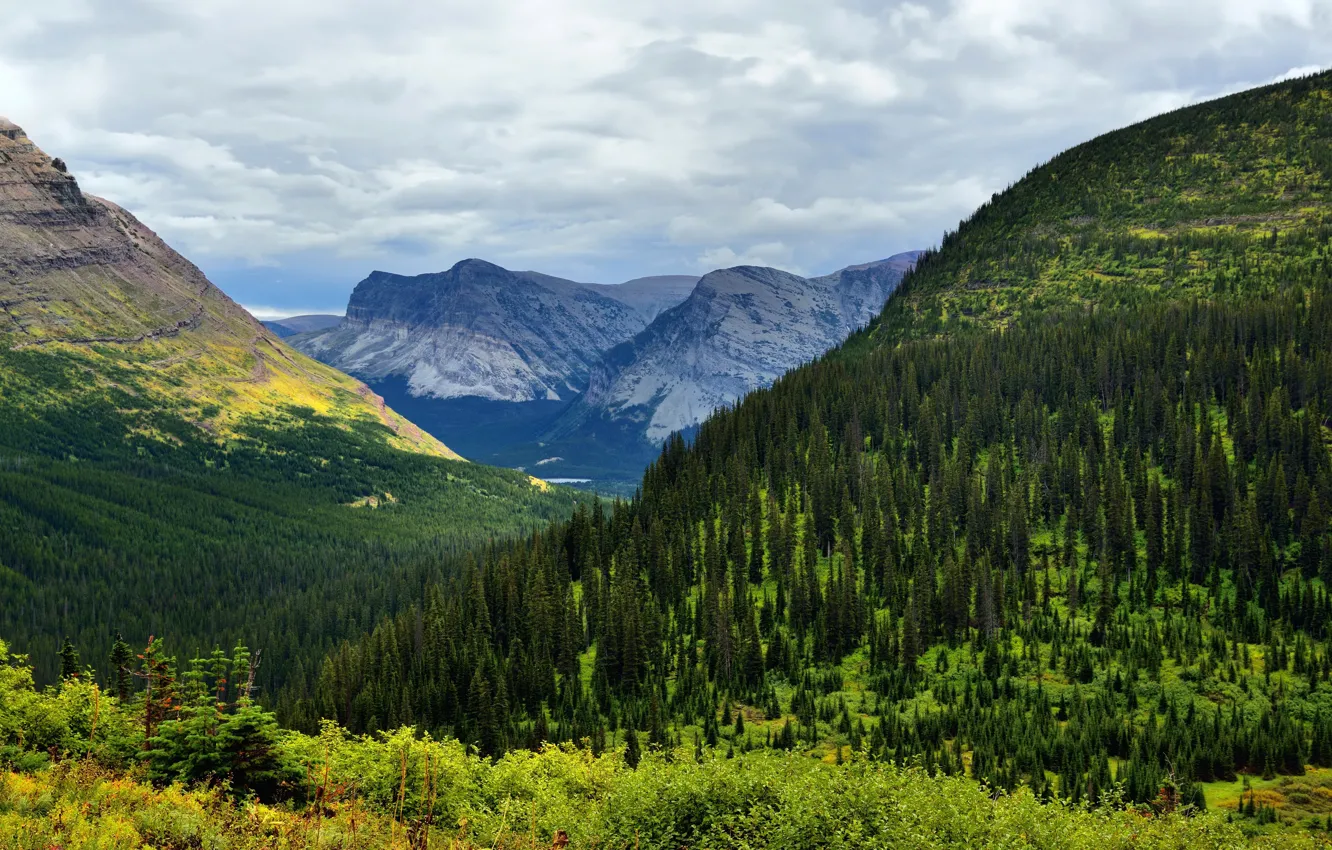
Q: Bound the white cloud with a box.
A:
[0,0,1327,308]
[696,242,796,272]
[1275,64,1326,82]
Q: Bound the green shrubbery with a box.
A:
[2,639,1326,847]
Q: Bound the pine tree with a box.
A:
[109,632,133,701]
[59,637,80,682]
[624,726,642,769]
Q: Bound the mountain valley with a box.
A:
[0,119,578,685]
[3,60,1332,849]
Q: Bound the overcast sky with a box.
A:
[2,1,1328,317]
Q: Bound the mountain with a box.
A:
[0,119,576,684]
[556,252,921,445]
[589,274,700,321]
[0,117,450,459]
[289,256,915,481]
[262,313,343,338]
[306,69,1332,828]
[288,260,676,403]
[854,74,1332,349]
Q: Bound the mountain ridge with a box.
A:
[0,116,455,459]
[290,259,679,403]
[556,251,921,445]
[290,253,918,479]
[262,313,342,338]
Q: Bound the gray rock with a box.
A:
[587,275,699,322]
[289,260,695,403]
[554,252,921,444]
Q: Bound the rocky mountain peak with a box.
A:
[451,257,507,276]
[556,254,920,445]
[294,260,658,403]
[0,118,97,229]
[693,265,805,296]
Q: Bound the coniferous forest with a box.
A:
[286,70,1332,830]
[4,69,1332,846]
[0,358,579,688]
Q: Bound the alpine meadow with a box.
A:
[4,55,1332,850]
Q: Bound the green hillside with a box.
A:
[859,70,1331,345]
[0,368,577,688]
[293,70,1332,837]
[0,120,578,687]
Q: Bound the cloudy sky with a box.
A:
[2,1,1328,317]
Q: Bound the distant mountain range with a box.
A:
[554,253,922,445]
[289,260,696,404]
[262,314,343,338]
[288,253,920,480]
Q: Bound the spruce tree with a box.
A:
[58,637,80,682]
[109,632,133,701]
[624,726,642,769]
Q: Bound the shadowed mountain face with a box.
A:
[288,260,696,403]
[553,252,922,446]
[0,117,453,459]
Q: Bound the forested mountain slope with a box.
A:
[300,71,1332,831]
[855,71,1331,346]
[0,120,577,685]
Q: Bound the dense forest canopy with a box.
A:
[280,71,1332,831]
[0,344,579,687]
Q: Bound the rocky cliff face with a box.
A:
[556,252,921,444]
[290,261,695,403]
[0,117,207,344]
[0,117,454,459]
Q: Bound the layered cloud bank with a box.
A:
[2,0,1326,309]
